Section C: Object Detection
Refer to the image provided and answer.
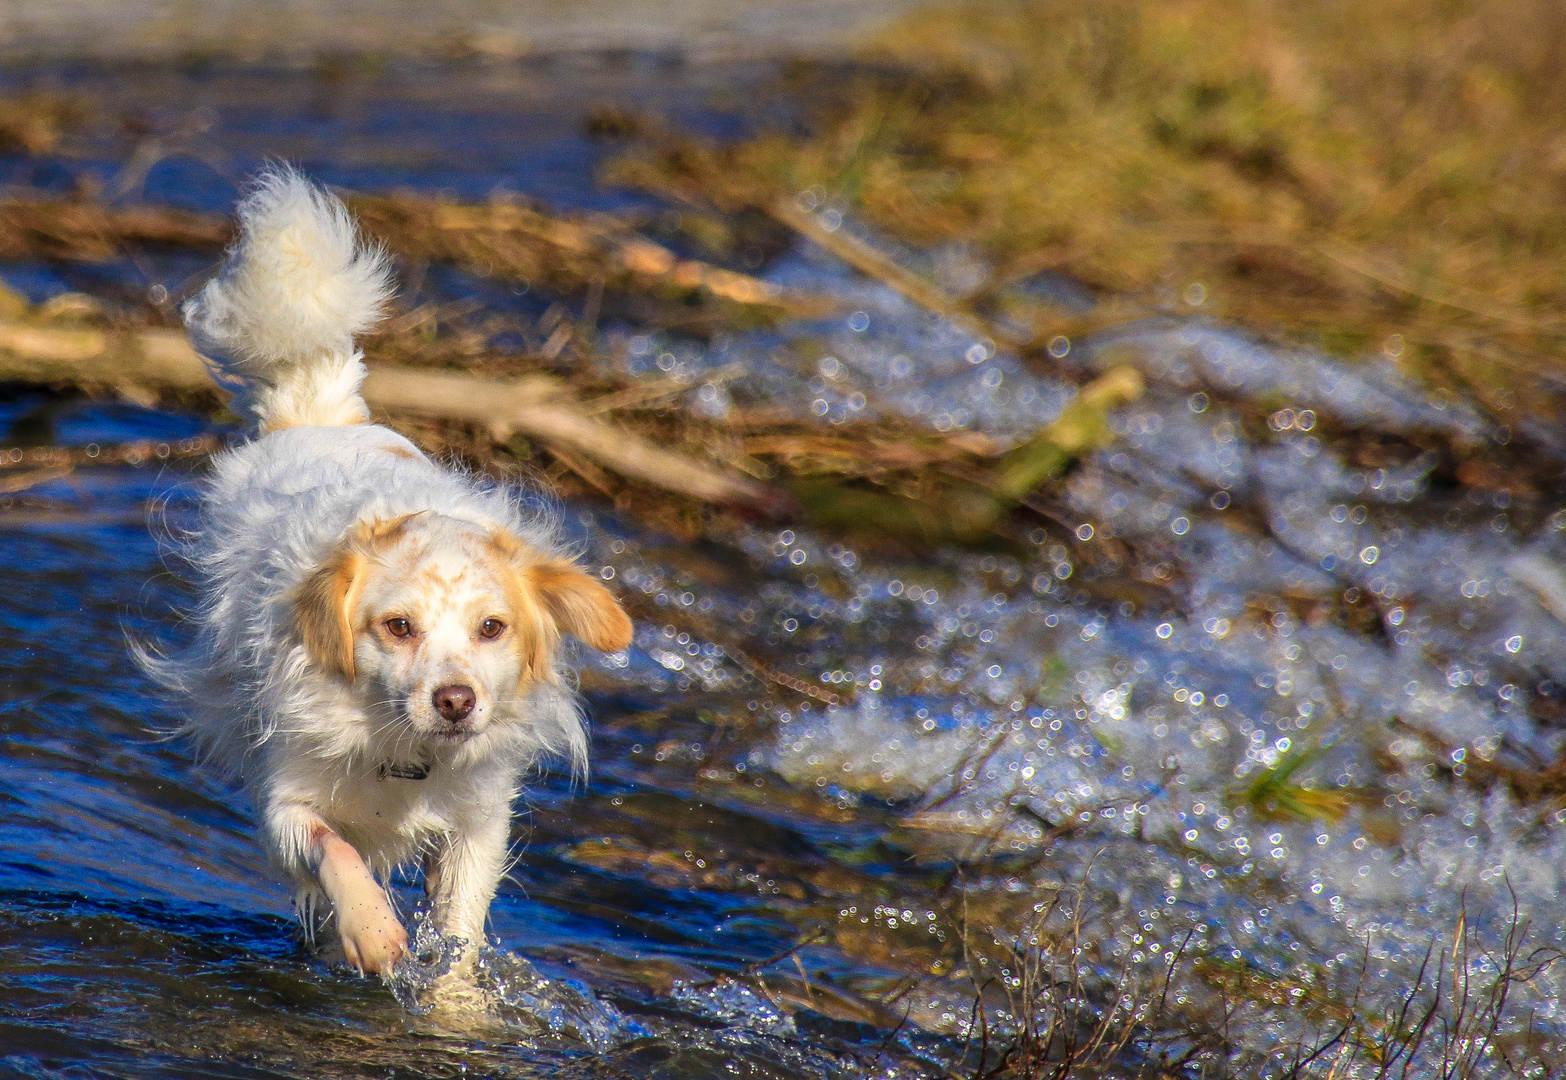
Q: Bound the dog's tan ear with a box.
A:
[525,560,634,653]
[294,515,414,678]
[294,547,368,680]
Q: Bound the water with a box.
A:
[1,60,1564,1078]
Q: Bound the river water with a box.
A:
[0,59,1563,1079]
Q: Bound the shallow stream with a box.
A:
[0,59,1563,1078]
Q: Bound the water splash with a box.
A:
[385,910,641,1051]
[478,948,643,1052]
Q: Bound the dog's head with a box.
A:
[293,513,631,744]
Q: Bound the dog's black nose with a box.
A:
[433,684,476,722]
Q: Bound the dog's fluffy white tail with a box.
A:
[184,167,394,431]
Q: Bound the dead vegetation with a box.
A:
[914,836,1566,1078]
[0,196,228,262]
[0,93,86,155]
[348,193,800,314]
[0,186,1161,553]
[606,0,1566,426]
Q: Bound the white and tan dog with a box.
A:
[144,168,631,978]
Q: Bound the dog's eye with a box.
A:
[479,618,506,640]
[385,617,413,639]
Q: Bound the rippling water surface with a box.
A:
[1,60,1564,1079]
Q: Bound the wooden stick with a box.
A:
[363,365,785,512]
[768,197,1003,344]
[0,466,70,493]
[0,322,213,393]
[767,197,1128,360]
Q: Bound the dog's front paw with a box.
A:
[336,894,409,976]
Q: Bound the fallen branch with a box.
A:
[0,317,786,515]
[578,361,750,415]
[608,142,1132,360]
[768,196,1139,364]
[0,466,70,493]
[0,194,811,321]
[350,193,807,313]
[614,587,843,707]
[362,365,788,514]
[0,320,215,398]
[740,430,1005,472]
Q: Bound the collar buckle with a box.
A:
[377,760,430,781]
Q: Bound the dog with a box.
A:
[142,168,632,978]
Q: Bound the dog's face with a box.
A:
[294,514,631,743]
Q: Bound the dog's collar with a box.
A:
[377,759,430,781]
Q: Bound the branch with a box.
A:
[362,365,787,513]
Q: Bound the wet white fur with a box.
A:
[142,170,590,960]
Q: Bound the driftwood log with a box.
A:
[0,316,783,514]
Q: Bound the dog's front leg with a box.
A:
[310,824,409,975]
[268,802,407,976]
[269,802,409,975]
[425,814,510,969]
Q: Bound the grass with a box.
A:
[1236,743,1351,826]
[610,0,1566,425]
